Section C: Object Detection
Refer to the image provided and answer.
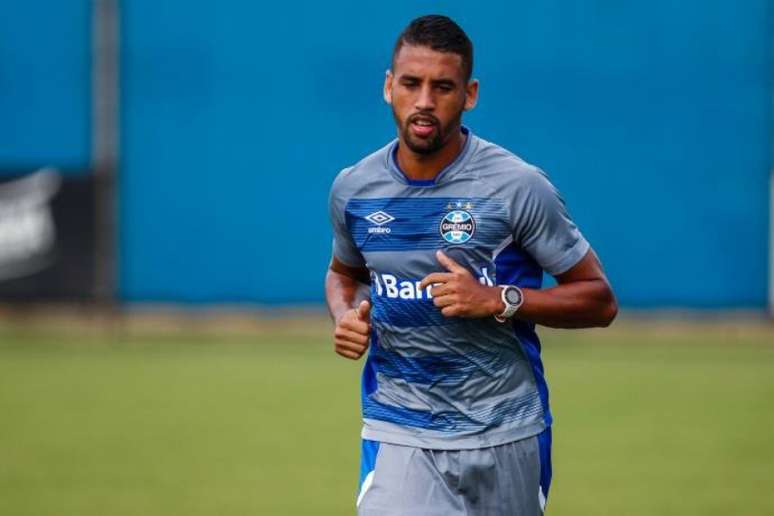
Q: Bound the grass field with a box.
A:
[1,315,772,515]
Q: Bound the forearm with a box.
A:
[517,279,617,329]
[421,249,616,327]
[325,269,369,323]
[326,260,373,361]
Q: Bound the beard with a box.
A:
[392,108,463,155]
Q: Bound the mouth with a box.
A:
[408,115,438,139]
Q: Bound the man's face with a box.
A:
[384,44,478,155]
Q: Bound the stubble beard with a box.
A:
[393,108,464,156]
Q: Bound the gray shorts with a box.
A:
[356,434,548,516]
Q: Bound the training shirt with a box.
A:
[328,127,589,449]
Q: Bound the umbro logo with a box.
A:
[365,211,394,234]
[365,211,395,226]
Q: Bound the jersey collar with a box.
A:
[386,126,477,187]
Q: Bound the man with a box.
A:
[326,14,617,516]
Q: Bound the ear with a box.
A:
[383,70,393,105]
[463,79,479,111]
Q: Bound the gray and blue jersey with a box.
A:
[329,128,589,450]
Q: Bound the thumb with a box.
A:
[356,300,371,320]
[436,250,466,273]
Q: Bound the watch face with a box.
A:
[505,287,522,305]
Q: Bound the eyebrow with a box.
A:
[398,74,458,87]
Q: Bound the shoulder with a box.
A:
[468,136,554,197]
[330,140,394,200]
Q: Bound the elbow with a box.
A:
[598,297,618,327]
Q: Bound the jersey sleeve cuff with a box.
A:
[333,250,366,268]
[541,237,590,276]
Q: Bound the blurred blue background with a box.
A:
[1,1,772,308]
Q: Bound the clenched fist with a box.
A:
[334,300,371,360]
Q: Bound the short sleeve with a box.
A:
[328,169,366,268]
[513,168,590,276]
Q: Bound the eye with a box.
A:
[435,82,455,92]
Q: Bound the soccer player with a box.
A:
[326,15,617,516]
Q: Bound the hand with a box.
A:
[419,251,503,318]
[333,300,371,360]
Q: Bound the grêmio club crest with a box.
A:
[440,201,475,244]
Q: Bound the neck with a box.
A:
[396,127,466,182]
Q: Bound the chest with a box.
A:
[345,196,512,277]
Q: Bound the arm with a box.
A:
[419,249,617,329]
[325,256,372,360]
[496,165,616,328]
[513,248,617,328]
[327,169,374,360]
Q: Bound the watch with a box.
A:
[494,285,524,323]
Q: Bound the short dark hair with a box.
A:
[392,15,474,81]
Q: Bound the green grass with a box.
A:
[0,320,772,515]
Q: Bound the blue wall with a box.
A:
[0,1,91,172]
[3,1,773,307]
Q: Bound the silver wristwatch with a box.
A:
[494,285,524,323]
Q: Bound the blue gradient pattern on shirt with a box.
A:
[369,283,447,327]
[493,241,553,426]
[371,343,517,387]
[363,390,543,432]
[346,197,508,252]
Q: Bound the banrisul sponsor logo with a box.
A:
[372,273,432,300]
[440,203,475,244]
[371,270,494,300]
[365,210,395,234]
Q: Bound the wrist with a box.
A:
[486,286,506,316]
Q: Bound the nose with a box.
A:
[415,84,435,111]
